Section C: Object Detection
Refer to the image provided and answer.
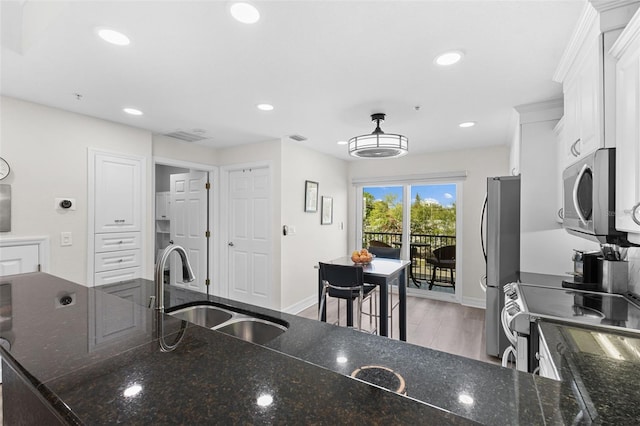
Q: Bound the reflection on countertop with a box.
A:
[0,272,622,424]
[539,321,640,424]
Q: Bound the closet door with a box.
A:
[94,153,142,233]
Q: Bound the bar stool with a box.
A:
[318,263,378,332]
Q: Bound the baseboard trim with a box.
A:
[282,294,317,315]
[462,296,486,309]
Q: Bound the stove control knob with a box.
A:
[506,289,517,300]
[503,283,513,293]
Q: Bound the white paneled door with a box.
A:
[228,167,271,308]
[0,244,39,275]
[170,171,209,293]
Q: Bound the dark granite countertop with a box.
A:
[0,272,583,425]
[538,320,640,425]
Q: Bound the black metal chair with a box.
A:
[367,246,401,338]
[426,245,456,290]
[318,263,378,332]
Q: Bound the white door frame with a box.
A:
[153,157,218,295]
[219,161,273,306]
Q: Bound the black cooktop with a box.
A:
[518,284,640,332]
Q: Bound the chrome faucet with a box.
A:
[153,243,195,351]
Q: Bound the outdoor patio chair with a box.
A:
[426,245,456,290]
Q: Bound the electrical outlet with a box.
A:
[61,232,72,246]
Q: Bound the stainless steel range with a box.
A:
[502,282,640,374]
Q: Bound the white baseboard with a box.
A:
[282,294,317,315]
[462,296,486,309]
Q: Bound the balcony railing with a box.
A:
[363,231,456,287]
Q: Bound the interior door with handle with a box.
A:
[170,171,209,293]
[227,167,272,308]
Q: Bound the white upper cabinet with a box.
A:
[562,35,603,166]
[554,1,639,169]
[94,153,142,233]
[611,8,640,243]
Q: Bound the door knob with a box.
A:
[228,242,234,247]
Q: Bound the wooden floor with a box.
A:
[297,292,500,366]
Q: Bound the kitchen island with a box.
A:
[0,272,591,424]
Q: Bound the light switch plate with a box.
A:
[61,232,72,246]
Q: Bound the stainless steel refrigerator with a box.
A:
[483,176,520,358]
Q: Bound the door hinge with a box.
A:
[205,230,211,238]
[205,278,210,286]
[205,182,211,190]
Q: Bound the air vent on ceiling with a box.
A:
[289,134,308,142]
[164,131,208,143]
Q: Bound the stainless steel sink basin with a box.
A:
[215,318,287,345]
[168,304,288,345]
[169,305,233,329]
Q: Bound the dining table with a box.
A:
[318,256,411,341]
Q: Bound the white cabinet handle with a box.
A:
[572,164,589,227]
[557,208,564,220]
[631,202,640,226]
[570,138,581,157]
[479,274,487,292]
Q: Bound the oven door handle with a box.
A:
[572,163,589,227]
[501,306,517,345]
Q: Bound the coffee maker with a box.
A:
[562,250,602,291]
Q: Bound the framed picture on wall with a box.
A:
[321,196,333,225]
[304,180,319,212]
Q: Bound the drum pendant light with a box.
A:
[348,113,408,158]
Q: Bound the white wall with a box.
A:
[516,106,600,275]
[153,134,218,165]
[280,140,349,312]
[0,96,153,284]
[348,145,510,307]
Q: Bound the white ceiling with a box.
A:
[1,0,585,160]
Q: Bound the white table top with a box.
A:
[325,256,410,277]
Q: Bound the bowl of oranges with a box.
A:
[351,248,374,265]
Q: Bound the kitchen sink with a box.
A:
[168,303,288,345]
[169,305,233,329]
[215,318,287,345]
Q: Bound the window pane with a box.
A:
[362,186,403,249]
[410,184,457,294]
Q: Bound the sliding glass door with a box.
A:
[359,182,458,300]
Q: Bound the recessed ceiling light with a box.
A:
[434,50,464,66]
[459,121,476,128]
[96,28,130,46]
[337,141,348,145]
[256,103,274,111]
[230,3,260,24]
[123,107,143,116]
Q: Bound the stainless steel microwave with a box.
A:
[562,148,629,245]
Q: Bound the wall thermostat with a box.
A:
[55,198,76,211]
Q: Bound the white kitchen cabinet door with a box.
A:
[613,14,640,243]
[577,40,603,157]
[562,77,581,167]
[94,153,142,233]
[0,244,39,275]
[561,37,604,168]
[155,192,170,220]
